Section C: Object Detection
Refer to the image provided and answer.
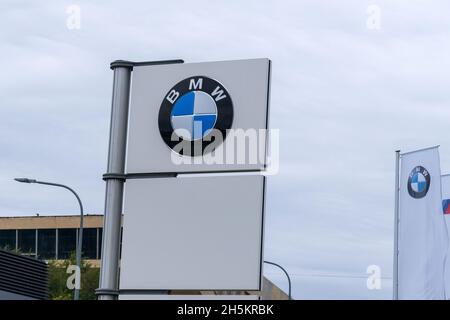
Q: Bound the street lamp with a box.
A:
[264,260,292,300]
[15,178,84,300]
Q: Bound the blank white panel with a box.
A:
[120,175,265,290]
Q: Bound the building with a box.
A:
[0,214,288,299]
[0,249,48,300]
[0,214,106,266]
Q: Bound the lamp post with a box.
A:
[15,178,84,300]
[264,260,292,300]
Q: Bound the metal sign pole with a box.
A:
[97,61,133,300]
[393,150,400,300]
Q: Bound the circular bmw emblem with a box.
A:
[407,166,431,199]
[158,76,233,156]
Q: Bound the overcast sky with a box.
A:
[1,0,450,299]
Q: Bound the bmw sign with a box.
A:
[407,166,431,199]
[125,58,270,173]
[158,76,233,156]
[115,58,270,294]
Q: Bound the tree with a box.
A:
[47,252,99,300]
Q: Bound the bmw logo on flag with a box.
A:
[407,166,431,199]
[158,76,233,156]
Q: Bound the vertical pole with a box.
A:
[35,229,38,258]
[393,150,400,300]
[55,229,59,260]
[75,196,84,302]
[97,62,132,300]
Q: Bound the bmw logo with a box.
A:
[158,76,233,156]
[407,166,431,199]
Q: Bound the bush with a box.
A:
[47,253,99,300]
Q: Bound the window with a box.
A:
[82,228,97,259]
[58,228,76,259]
[37,229,56,259]
[18,229,36,256]
[0,230,16,251]
[98,228,102,259]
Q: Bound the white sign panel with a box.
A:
[120,175,265,291]
[126,58,271,174]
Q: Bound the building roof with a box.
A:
[0,214,103,218]
[0,249,48,300]
[0,214,104,230]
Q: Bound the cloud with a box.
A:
[1,0,449,299]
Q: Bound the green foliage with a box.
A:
[47,252,99,300]
[0,245,22,255]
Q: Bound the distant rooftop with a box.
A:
[0,214,105,230]
[0,214,103,219]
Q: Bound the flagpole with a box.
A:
[393,150,400,300]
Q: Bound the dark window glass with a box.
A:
[37,229,56,259]
[98,228,102,259]
[0,230,16,251]
[58,228,76,259]
[18,229,36,256]
[81,228,97,259]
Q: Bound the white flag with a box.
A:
[441,174,450,298]
[398,146,448,299]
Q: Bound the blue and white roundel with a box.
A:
[158,76,234,157]
[410,172,426,193]
[170,91,217,141]
[407,166,431,199]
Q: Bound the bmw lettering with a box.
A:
[158,76,233,157]
[407,166,431,199]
